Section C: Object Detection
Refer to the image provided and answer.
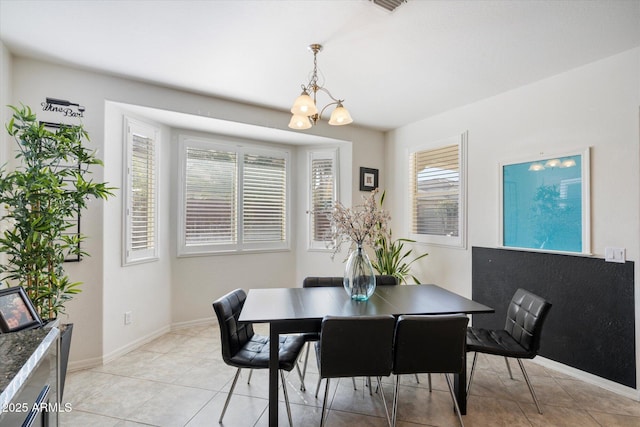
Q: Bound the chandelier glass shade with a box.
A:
[288,44,353,130]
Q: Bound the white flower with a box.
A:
[316,189,390,259]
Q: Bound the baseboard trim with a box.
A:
[67,325,171,372]
[171,316,217,331]
[533,356,639,400]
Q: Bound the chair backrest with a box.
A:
[302,277,343,288]
[376,275,398,286]
[302,275,397,288]
[504,288,552,354]
[319,315,396,378]
[212,288,255,364]
[393,314,469,375]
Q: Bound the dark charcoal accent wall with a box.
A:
[472,246,635,388]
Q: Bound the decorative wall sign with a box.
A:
[359,167,379,191]
[41,97,85,118]
[499,148,590,254]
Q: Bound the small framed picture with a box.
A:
[359,167,379,192]
[0,287,42,333]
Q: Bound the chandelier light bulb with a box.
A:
[328,104,353,126]
[288,114,312,130]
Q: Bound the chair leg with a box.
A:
[219,368,241,423]
[367,376,373,395]
[428,373,432,392]
[295,359,306,392]
[415,373,420,384]
[247,369,253,384]
[466,352,479,395]
[376,376,392,427]
[315,377,323,398]
[517,359,543,414]
[392,375,400,427]
[505,357,514,379]
[444,373,465,427]
[280,370,294,427]
[352,377,357,390]
[301,343,311,390]
[320,378,331,427]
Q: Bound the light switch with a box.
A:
[605,247,626,263]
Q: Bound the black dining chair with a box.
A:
[300,275,398,390]
[315,315,396,427]
[391,314,469,427]
[466,288,552,414]
[212,289,306,426]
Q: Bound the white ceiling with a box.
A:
[1,0,639,132]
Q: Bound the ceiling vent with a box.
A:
[371,0,407,12]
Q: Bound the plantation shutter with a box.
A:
[242,153,287,242]
[310,154,335,242]
[124,118,159,264]
[410,144,460,237]
[184,147,237,245]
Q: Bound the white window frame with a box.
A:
[177,135,290,256]
[308,148,339,251]
[123,117,159,265]
[407,132,467,249]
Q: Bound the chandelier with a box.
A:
[288,44,353,130]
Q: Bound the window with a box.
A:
[409,133,467,248]
[123,117,159,264]
[308,149,338,250]
[178,136,289,255]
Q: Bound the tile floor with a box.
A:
[59,323,640,427]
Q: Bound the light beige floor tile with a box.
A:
[126,382,215,427]
[59,409,122,427]
[72,376,158,419]
[465,396,532,427]
[521,402,601,427]
[185,392,267,427]
[171,358,237,391]
[588,409,640,427]
[557,378,640,417]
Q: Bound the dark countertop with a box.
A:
[0,327,59,409]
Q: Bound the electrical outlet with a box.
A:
[605,247,626,263]
[124,311,132,325]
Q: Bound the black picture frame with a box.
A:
[359,167,379,191]
[0,287,42,333]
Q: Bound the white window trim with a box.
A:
[407,131,468,249]
[177,134,291,256]
[308,148,339,251]
[123,117,160,265]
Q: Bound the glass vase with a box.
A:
[343,244,376,301]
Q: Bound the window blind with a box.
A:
[184,147,237,245]
[243,153,286,242]
[410,144,460,237]
[130,132,156,251]
[179,137,290,255]
[124,118,159,264]
[311,156,335,242]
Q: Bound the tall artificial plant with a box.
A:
[0,105,114,319]
[371,191,428,284]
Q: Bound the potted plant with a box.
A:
[0,104,114,396]
[371,191,428,284]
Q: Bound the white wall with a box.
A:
[386,48,640,391]
[8,56,386,366]
[0,41,11,166]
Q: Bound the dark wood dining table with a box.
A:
[238,284,494,426]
